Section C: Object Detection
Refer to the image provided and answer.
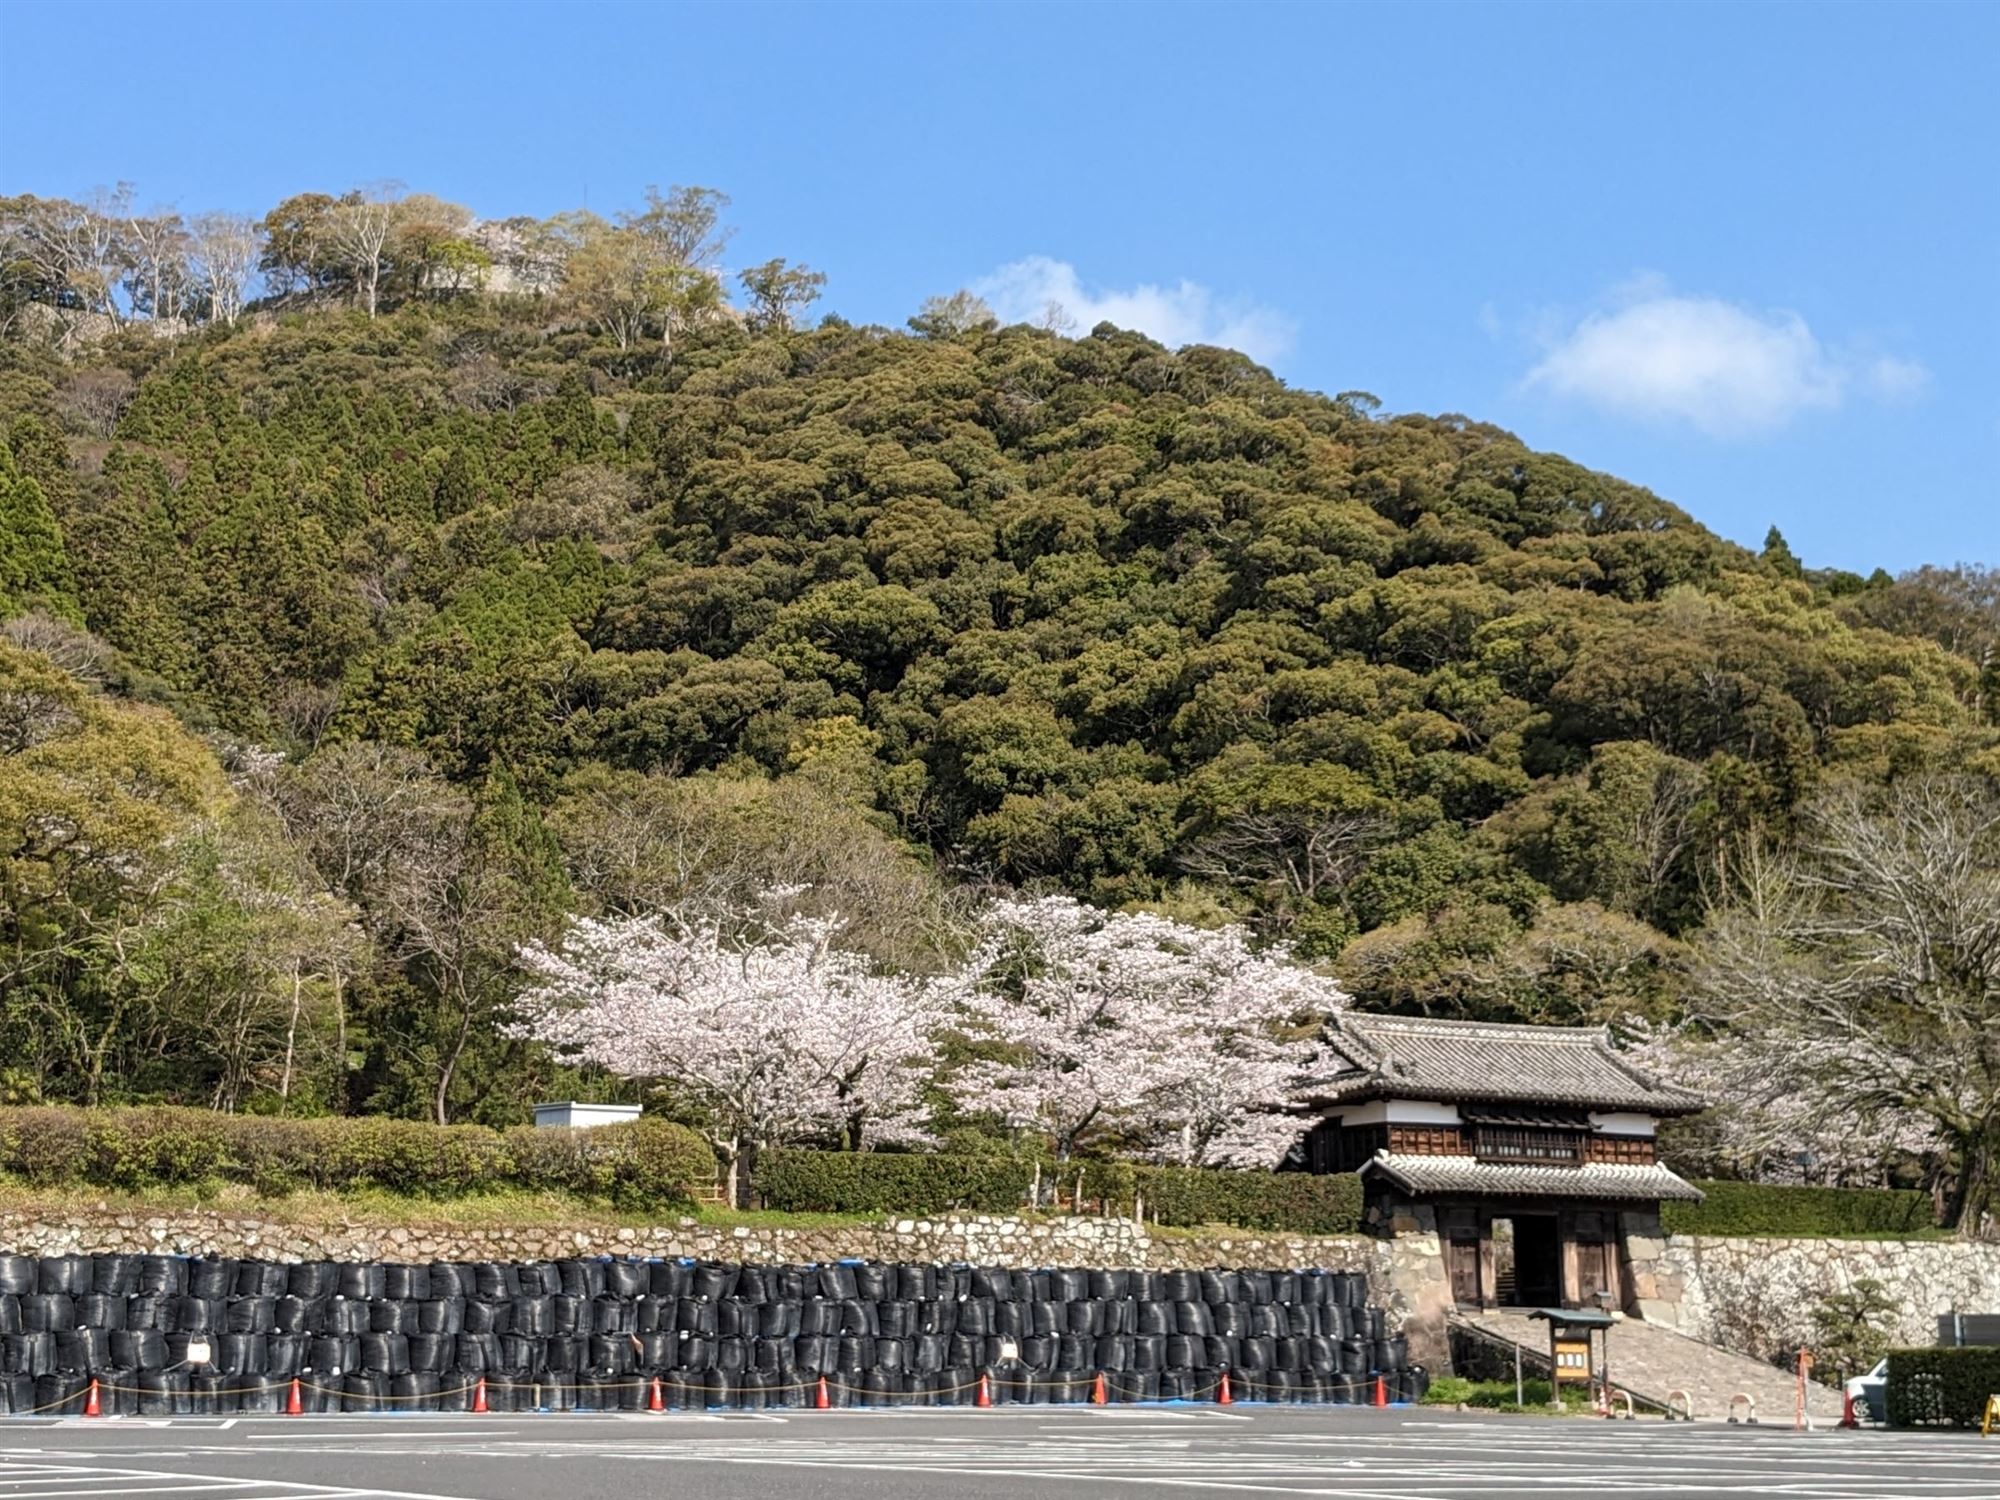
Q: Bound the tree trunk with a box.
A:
[279,960,303,1105]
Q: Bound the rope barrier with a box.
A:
[11,1364,1403,1415]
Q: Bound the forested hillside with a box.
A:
[1,186,1996,1144]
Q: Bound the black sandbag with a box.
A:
[1237,1335,1274,1372]
[946,1333,981,1368]
[649,1261,690,1300]
[799,1300,837,1336]
[635,1331,673,1369]
[23,1293,74,1332]
[991,1300,1024,1339]
[38,1255,90,1296]
[1022,1301,1055,1339]
[1132,1334,1166,1373]
[329,1298,370,1334]
[389,1372,433,1411]
[542,1334,581,1373]
[0,1257,34,1296]
[336,1264,383,1300]
[968,1267,1007,1301]
[360,1333,409,1375]
[464,1300,511,1335]
[1064,1300,1099,1337]
[1176,1301,1212,1337]
[341,1370,385,1412]
[77,1292,125,1329]
[1299,1271,1329,1307]
[676,1297,716,1336]
[511,1297,549,1337]
[1095,1334,1132,1372]
[1365,1306,1386,1341]
[606,1260,647,1299]
[860,1367,901,1406]
[380,1264,418,1301]
[1086,1269,1122,1299]
[368,1299,412,1334]
[1134,1301,1170,1336]
[1374,1335,1407,1372]
[136,1256,186,1297]
[1282,1303,1311,1336]
[1165,1334,1198,1370]
[124,1294,167,1331]
[851,1264,888,1301]
[135,1368,186,1416]
[1250,1304,1284,1338]
[111,1329,168,1370]
[875,1300,912,1339]
[187,1370,230,1414]
[406,1333,451,1372]
[87,1254,135,1297]
[792,1334,828,1374]
[474,1262,518,1300]
[234,1262,287,1298]
[267,1334,307,1379]
[54,1327,109,1372]
[758,1301,799,1339]
[420,1298,465,1335]
[721,1299,752,1338]
[1276,1336,1306,1371]
[914,1333,949,1374]
[675,1335,711,1371]
[287,1262,335,1299]
[428,1262,468,1299]
[916,1300,954,1336]
[502,1334,542,1374]
[166,1330,216,1369]
[703,1367,732,1408]
[1339,1339,1369,1375]
[837,1334,870,1371]
[1213,1302,1247,1338]
[35,1371,89,1415]
[956,1298,993,1336]
[227,1297,277,1334]
[3,1332,53,1377]
[271,1296,309,1334]
[1306,1334,1336,1371]
[586,1334,631,1375]
[216,1332,267,1375]
[1206,1334,1237,1369]
[874,1337,906,1373]
[894,1263,932,1301]
[306,1335,354,1374]
[556,1261,598,1299]
[1102,1298,1134,1335]
[188,1260,233,1299]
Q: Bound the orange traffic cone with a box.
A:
[1091,1372,1107,1405]
[83,1379,101,1418]
[1838,1391,1858,1429]
[471,1376,489,1414]
[975,1372,992,1408]
[1217,1369,1233,1406]
[287,1378,303,1416]
[1372,1375,1387,1408]
[815,1375,830,1410]
[648,1376,665,1413]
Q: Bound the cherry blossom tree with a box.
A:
[514,896,943,1203]
[938,896,1346,1166]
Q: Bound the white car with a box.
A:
[1844,1358,1889,1424]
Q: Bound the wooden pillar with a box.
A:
[1558,1209,1582,1308]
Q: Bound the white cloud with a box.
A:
[972,255,1296,367]
[1521,280,1928,437]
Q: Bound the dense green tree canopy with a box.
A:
[0,226,1992,1129]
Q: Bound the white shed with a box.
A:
[532,1101,644,1130]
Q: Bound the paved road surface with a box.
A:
[0,1406,1992,1499]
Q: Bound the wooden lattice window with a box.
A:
[1472,1126,1585,1164]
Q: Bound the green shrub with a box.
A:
[1420,1375,1477,1405]
[1663,1180,1935,1237]
[0,1105,712,1205]
[754,1149,1036,1214]
[1113,1165,1364,1235]
[1885,1347,2000,1428]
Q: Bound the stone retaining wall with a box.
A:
[1645,1233,2000,1361]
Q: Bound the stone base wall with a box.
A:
[1643,1233,2000,1362]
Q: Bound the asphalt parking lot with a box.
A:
[0,1405,1992,1500]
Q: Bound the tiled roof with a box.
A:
[1362,1153,1705,1203]
[1308,1014,1704,1115]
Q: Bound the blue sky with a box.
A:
[2,0,1993,572]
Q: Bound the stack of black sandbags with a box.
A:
[0,1253,1426,1414]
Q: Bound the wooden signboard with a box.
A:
[1552,1337,1593,1384]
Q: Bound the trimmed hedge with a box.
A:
[1885,1347,2000,1428]
[0,1106,715,1207]
[753,1150,1036,1214]
[754,1150,1366,1235]
[1088,1163,1365,1235]
[1661,1180,1936,1237]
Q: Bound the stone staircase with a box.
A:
[1451,1307,1846,1423]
